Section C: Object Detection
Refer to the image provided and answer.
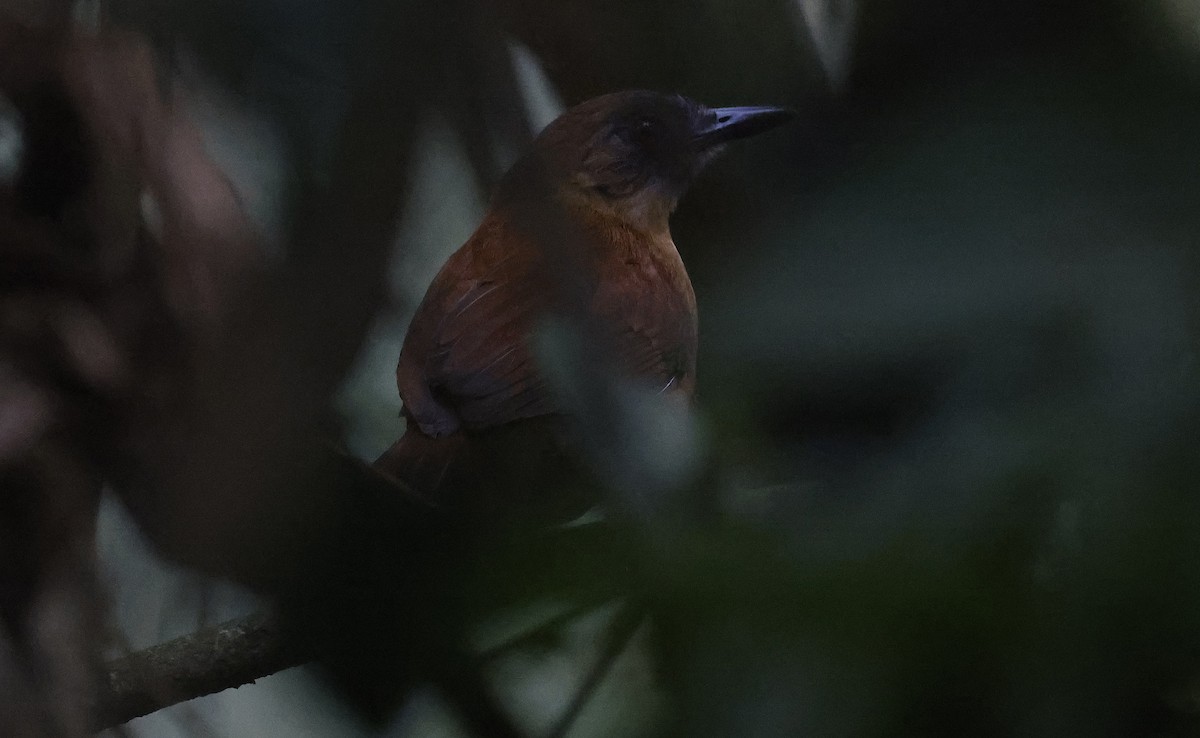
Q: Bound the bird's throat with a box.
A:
[559,184,675,243]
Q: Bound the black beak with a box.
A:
[694,105,794,148]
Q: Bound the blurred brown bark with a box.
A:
[0,5,426,731]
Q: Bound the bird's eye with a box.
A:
[616,117,660,148]
[611,116,662,149]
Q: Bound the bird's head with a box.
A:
[508,90,793,232]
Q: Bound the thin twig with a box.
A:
[478,601,599,662]
[545,604,644,738]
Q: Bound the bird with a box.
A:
[375,90,791,519]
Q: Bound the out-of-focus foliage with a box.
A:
[5,0,1200,736]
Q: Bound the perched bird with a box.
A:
[376,90,791,518]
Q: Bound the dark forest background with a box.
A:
[4,0,1200,736]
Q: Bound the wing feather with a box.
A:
[396,211,697,437]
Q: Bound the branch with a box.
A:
[93,612,306,732]
[546,604,643,738]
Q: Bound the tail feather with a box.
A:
[373,418,598,522]
[374,430,466,505]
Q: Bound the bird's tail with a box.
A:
[373,430,467,505]
[374,418,598,522]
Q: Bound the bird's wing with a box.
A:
[397,218,698,437]
[396,217,556,436]
[435,267,556,430]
